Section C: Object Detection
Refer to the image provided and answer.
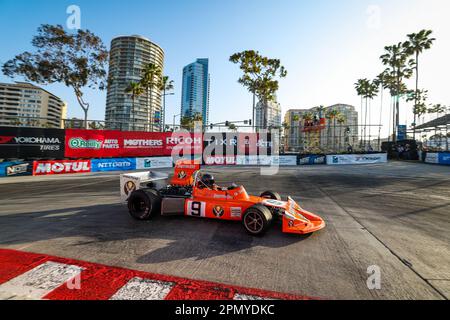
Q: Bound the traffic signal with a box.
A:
[249,119,252,126]
[210,123,214,130]
[225,121,230,126]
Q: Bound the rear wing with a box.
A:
[170,160,201,187]
[120,171,168,202]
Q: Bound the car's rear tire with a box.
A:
[243,204,273,236]
[260,190,282,201]
[127,189,161,220]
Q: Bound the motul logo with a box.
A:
[33,160,91,175]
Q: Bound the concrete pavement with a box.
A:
[0,161,448,299]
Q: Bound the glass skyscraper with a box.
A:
[105,35,164,131]
[180,58,210,127]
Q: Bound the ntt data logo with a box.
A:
[69,138,103,149]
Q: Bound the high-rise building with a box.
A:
[106,35,164,131]
[181,58,210,127]
[0,82,67,128]
[255,99,282,129]
[284,104,358,152]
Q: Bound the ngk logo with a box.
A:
[33,160,91,175]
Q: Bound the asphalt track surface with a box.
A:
[0,161,449,300]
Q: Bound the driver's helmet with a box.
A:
[201,173,215,188]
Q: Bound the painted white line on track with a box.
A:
[0,261,83,299]
[110,277,174,300]
[233,293,272,300]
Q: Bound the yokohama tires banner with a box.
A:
[33,160,91,175]
[0,127,65,159]
[65,129,202,158]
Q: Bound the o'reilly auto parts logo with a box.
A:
[69,138,103,149]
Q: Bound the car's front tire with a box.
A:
[243,204,273,236]
[127,189,161,220]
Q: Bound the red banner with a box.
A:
[33,160,91,176]
[65,129,202,158]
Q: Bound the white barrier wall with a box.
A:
[136,157,173,170]
[326,154,387,165]
[235,156,297,166]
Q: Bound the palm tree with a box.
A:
[336,114,346,152]
[325,109,339,152]
[365,80,379,149]
[355,79,369,149]
[428,104,448,148]
[125,82,144,131]
[159,76,174,130]
[181,112,203,132]
[303,113,314,152]
[403,30,435,139]
[140,63,162,131]
[374,70,389,149]
[380,43,415,142]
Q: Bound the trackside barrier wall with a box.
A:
[326,153,388,165]
[424,152,450,166]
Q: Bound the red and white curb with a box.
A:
[0,249,317,300]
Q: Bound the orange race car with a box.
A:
[126,161,325,236]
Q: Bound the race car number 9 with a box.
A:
[187,201,206,217]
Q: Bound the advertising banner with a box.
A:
[236,155,272,166]
[136,157,173,169]
[91,158,137,172]
[271,156,297,166]
[298,155,326,165]
[203,133,273,157]
[425,153,439,164]
[0,127,65,159]
[33,160,91,176]
[204,156,237,166]
[327,154,387,165]
[65,129,202,158]
[438,153,450,165]
[0,161,33,177]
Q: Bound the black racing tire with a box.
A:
[127,189,161,221]
[260,190,282,201]
[242,204,273,236]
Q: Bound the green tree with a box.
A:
[380,43,415,142]
[406,89,428,126]
[2,24,108,129]
[159,76,174,130]
[140,63,162,131]
[303,113,314,152]
[336,114,347,152]
[230,50,287,130]
[125,82,145,131]
[181,112,203,132]
[355,79,370,148]
[403,30,435,139]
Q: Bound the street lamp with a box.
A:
[162,92,175,130]
[173,113,181,131]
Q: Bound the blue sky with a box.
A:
[0,0,449,137]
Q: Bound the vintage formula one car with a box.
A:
[123,161,325,236]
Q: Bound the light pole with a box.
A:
[162,92,174,131]
[173,113,181,131]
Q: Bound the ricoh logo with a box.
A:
[69,138,103,149]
